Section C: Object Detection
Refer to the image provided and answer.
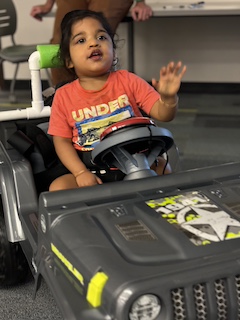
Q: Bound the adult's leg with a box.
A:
[50,0,88,85]
[89,0,133,33]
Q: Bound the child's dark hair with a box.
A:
[59,9,116,74]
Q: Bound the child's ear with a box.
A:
[112,50,118,67]
[66,58,74,69]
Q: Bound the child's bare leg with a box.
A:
[150,156,172,175]
[49,173,78,191]
[49,156,171,191]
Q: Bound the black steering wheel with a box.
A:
[91,117,174,180]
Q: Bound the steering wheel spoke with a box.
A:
[92,118,174,180]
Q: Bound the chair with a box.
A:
[0,0,51,103]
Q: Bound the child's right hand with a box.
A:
[75,171,102,188]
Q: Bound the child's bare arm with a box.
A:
[150,61,187,121]
[53,136,102,187]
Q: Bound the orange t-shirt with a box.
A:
[48,70,160,151]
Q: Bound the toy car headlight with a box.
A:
[129,294,161,320]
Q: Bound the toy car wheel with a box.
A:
[0,198,29,286]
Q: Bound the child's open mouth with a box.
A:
[89,50,102,61]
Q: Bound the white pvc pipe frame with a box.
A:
[0,51,51,121]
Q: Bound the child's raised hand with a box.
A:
[152,61,187,98]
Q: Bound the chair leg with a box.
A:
[9,64,19,103]
[0,61,5,90]
[0,42,5,90]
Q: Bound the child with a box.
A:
[48,9,187,191]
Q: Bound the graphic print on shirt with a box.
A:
[74,105,134,150]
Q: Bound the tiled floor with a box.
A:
[1,88,240,319]
[159,92,240,170]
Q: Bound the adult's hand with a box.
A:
[30,0,55,21]
[131,2,153,21]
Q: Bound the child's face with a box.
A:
[67,17,114,78]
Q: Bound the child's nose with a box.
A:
[89,39,99,47]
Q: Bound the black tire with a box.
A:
[0,197,29,286]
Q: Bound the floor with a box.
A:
[0,88,240,319]
[163,91,240,170]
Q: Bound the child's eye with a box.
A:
[98,35,107,41]
[77,38,85,44]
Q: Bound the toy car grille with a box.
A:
[170,274,240,319]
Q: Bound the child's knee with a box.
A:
[49,174,77,191]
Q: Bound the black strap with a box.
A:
[24,124,57,169]
[7,130,34,156]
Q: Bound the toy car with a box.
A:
[1,45,240,320]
